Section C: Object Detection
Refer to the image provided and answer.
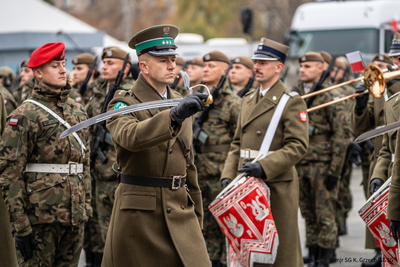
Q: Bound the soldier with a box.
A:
[319,51,332,70]
[186,57,204,87]
[193,50,240,267]
[389,33,400,68]
[0,66,16,93]
[13,59,35,105]
[0,81,18,116]
[221,37,308,267]
[70,53,99,105]
[229,56,255,96]
[292,52,350,267]
[85,46,133,265]
[0,90,18,267]
[171,56,187,96]
[352,51,400,267]
[0,42,91,266]
[102,25,211,267]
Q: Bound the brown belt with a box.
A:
[119,173,186,190]
[199,144,231,153]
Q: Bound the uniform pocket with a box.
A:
[120,192,156,211]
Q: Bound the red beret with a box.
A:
[28,42,66,68]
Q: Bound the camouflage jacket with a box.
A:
[0,84,18,116]
[194,80,241,179]
[86,77,134,181]
[69,80,95,106]
[13,78,35,105]
[292,78,351,177]
[0,79,91,236]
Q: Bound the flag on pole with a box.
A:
[346,51,365,73]
[391,18,399,33]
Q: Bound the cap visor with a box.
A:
[388,49,400,57]
[148,50,179,56]
[251,54,278,61]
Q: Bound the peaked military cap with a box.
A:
[299,52,324,64]
[129,25,179,56]
[203,51,230,64]
[389,33,400,57]
[187,57,204,67]
[252,37,289,63]
[372,53,392,65]
[318,51,332,64]
[102,47,131,63]
[176,56,185,66]
[72,53,95,65]
[232,56,254,70]
[28,42,66,68]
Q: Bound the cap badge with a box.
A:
[73,59,78,64]
[234,58,240,63]
[205,54,210,61]
[61,49,65,59]
[259,37,266,45]
[106,50,112,57]
[301,56,306,62]
[379,55,383,61]
[258,45,263,50]
[163,27,170,37]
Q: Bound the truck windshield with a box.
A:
[288,29,379,57]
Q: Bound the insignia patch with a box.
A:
[42,119,58,126]
[89,96,93,102]
[61,49,65,58]
[4,100,7,105]
[299,111,307,122]
[163,26,170,37]
[379,55,384,61]
[301,56,306,62]
[106,50,112,57]
[75,97,82,103]
[204,54,210,61]
[9,118,18,125]
[73,58,78,64]
[114,102,128,114]
[234,58,240,63]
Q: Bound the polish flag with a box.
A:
[346,51,365,73]
[9,118,18,125]
[391,18,399,33]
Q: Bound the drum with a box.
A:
[359,178,400,267]
[209,176,278,267]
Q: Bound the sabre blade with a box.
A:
[355,121,400,143]
[60,99,183,138]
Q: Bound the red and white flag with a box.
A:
[391,18,399,33]
[346,51,365,73]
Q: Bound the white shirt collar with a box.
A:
[259,86,270,96]
[160,90,168,99]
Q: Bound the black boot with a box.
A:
[304,254,310,264]
[339,212,348,236]
[307,245,318,267]
[361,249,382,267]
[329,248,337,263]
[317,247,333,267]
[93,252,103,267]
[85,250,94,267]
[211,261,226,267]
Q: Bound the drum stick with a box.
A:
[215,154,263,200]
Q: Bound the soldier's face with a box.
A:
[19,67,34,86]
[186,64,204,84]
[253,60,281,84]
[203,61,227,85]
[300,62,323,83]
[391,56,400,68]
[229,63,253,86]
[142,55,176,85]
[72,64,90,84]
[102,58,124,82]
[34,60,67,91]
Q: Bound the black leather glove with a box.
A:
[390,220,400,243]
[370,178,384,195]
[221,178,232,189]
[15,233,37,260]
[347,141,362,166]
[237,162,266,179]
[324,174,338,191]
[355,83,369,115]
[170,93,208,125]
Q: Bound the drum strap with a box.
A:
[257,93,290,160]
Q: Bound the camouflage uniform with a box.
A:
[0,83,18,116]
[13,78,35,105]
[292,78,351,249]
[86,77,134,243]
[0,79,91,267]
[69,84,94,105]
[194,81,241,264]
[174,84,188,97]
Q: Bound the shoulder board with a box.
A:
[116,89,129,96]
[286,91,299,97]
[387,91,400,102]
[245,91,252,96]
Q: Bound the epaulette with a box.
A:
[287,91,299,97]
[387,91,400,102]
[116,89,129,96]
[245,91,252,96]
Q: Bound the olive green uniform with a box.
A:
[194,80,241,264]
[0,80,91,267]
[292,78,351,249]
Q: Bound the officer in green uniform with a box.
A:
[85,46,133,265]
[292,52,351,266]
[194,50,241,267]
[102,24,211,267]
[0,42,91,267]
[229,56,256,97]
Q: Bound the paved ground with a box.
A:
[78,165,379,267]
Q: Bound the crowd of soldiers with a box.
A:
[0,23,399,267]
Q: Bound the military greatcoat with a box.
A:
[221,80,309,267]
[102,74,210,267]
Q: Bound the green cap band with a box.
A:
[135,38,175,54]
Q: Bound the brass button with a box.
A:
[27,189,32,194]
[62,177,66,181]
[169,149,173,154]
[72,194,74,197]
[256,131,261,135]
[167,208,171,213]
[181,206,185,210]
[71,145,74,148]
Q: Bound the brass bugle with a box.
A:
[301,64,398,99]
[307,64,400,112]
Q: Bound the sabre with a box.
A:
[355,121,400,143]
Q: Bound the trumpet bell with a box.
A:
[364,64,385,98]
